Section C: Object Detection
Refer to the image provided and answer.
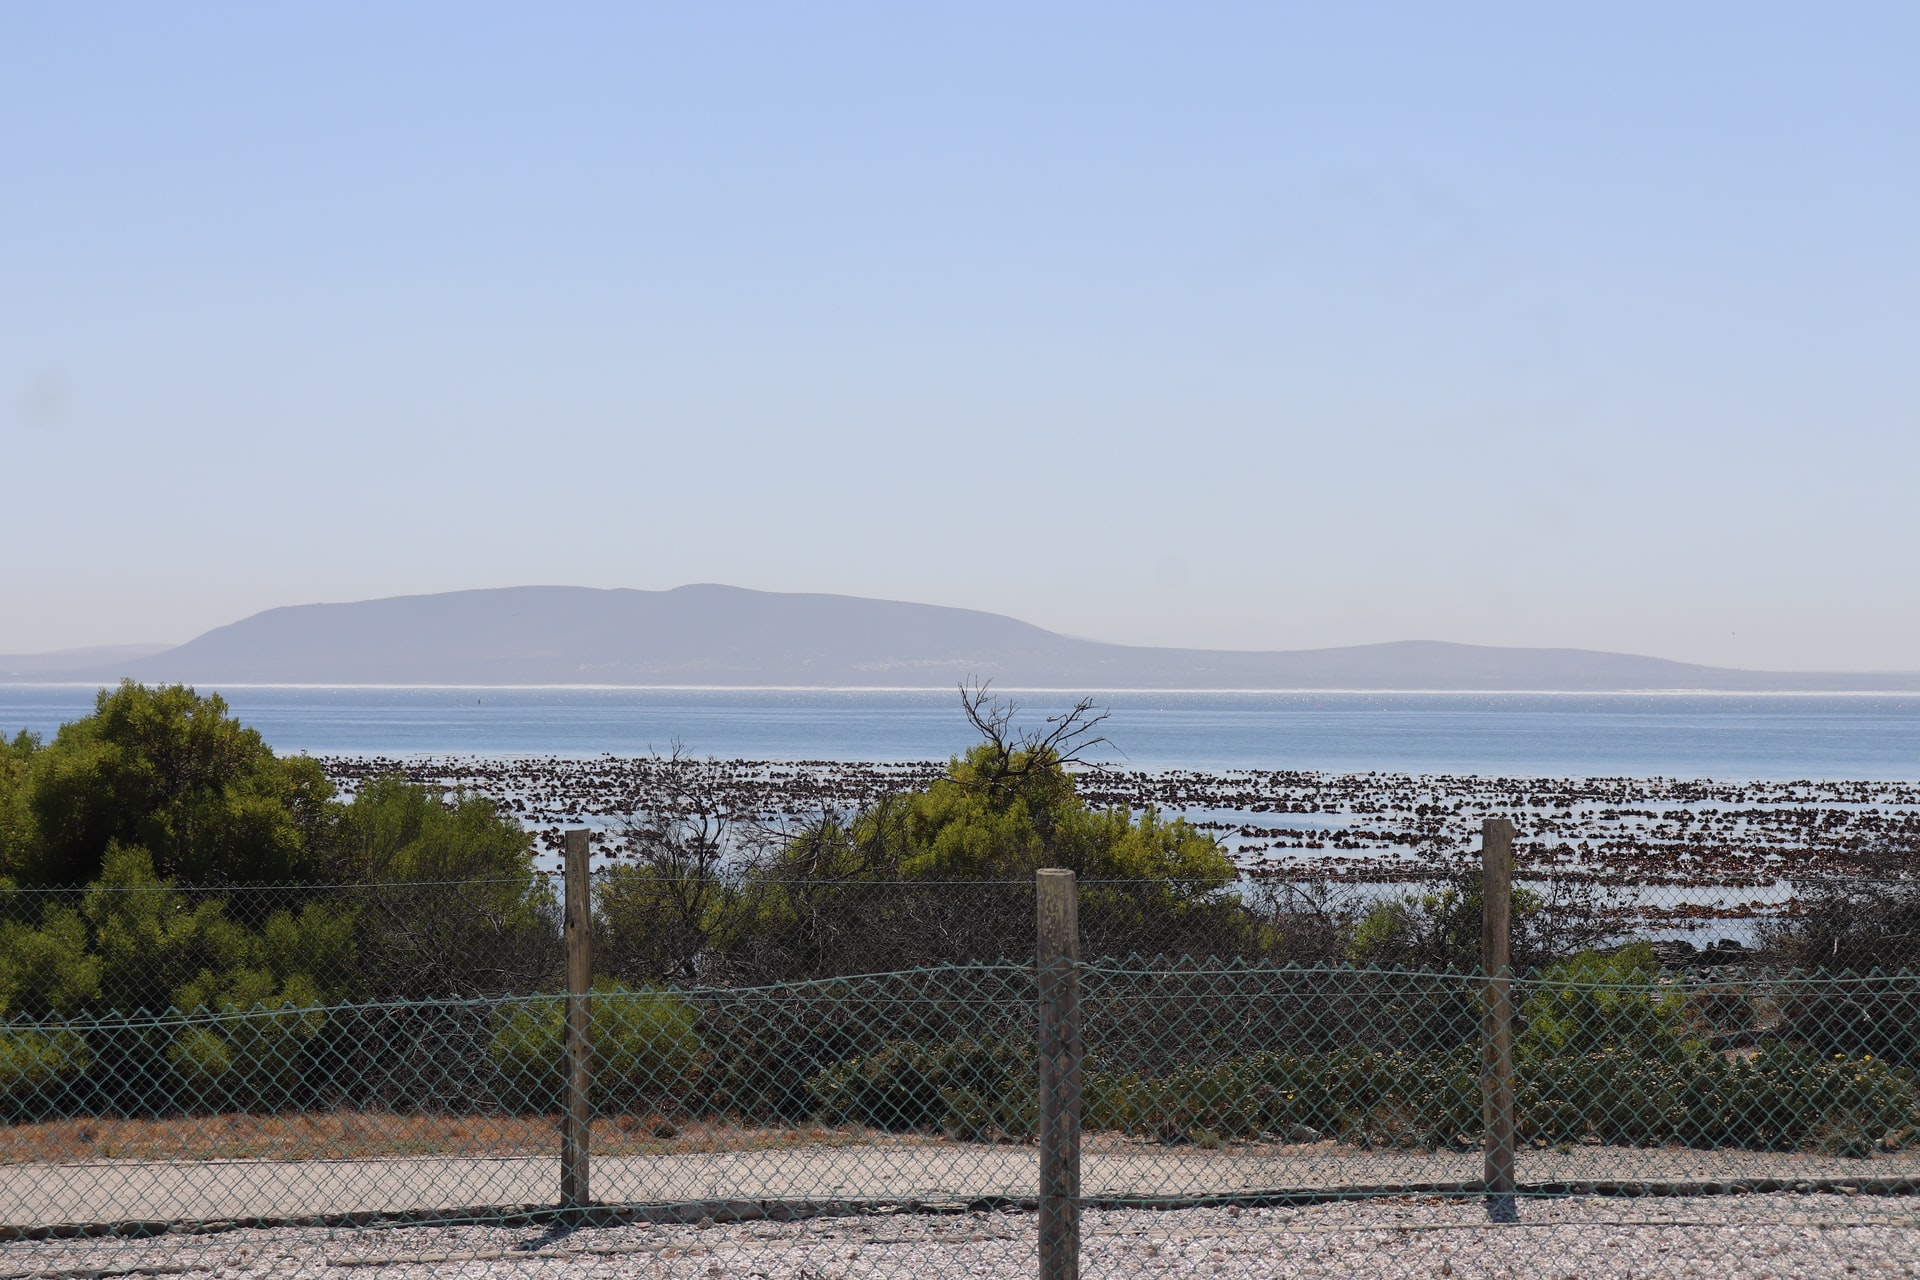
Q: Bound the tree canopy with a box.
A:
[765,738,1231,885]
[595,690,1240,984]
[3,683,335,885]
[0,681,540,890]
[0,682,546,1017]
[762,686,1232,886]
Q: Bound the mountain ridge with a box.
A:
[8,585,1917,692]
[0,644,176,680]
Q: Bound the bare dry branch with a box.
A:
[957,679,1115,792]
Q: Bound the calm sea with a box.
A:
[2,685,1917,780]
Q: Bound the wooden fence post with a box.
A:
[1481,817,1518,1222]
[561,828,594,1219]
[1036,869,1083,1280]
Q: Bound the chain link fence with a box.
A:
[5,829,1920,1276]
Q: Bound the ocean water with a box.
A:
[2,685,1917,779]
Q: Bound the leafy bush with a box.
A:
[9,682,336,886]
[488,980,703,1112]
[1770,972,1920,1067]
[1086,1048,1481,1150]
[0,684,549,1007]
[340,776,554,999]
[709,878,1038,986]
[1518,1045,1917,1151]
[82,844,357,1015]
[1518,944,1691,1063]
[781,1026,1916,1156]
[1758,878,1920,1063]
[696,966,1034,1122]
[1684,982,1757,1037]
[165,980,327,1110]
[0,902,101,1017]
[1764,875,1920,972]
[1347,881,1486,971]
[0,1028,90,1115]
[809,1037,1034,1139]
[1080,961,1483,1076]
[735,692,1238,983]
[0,733,40,886]
[595,862,737,988]
[1347,877,1622,976]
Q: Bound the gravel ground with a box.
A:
[7,1142,1918,1226]
[4,1194,1917,1280]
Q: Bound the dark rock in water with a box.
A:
[1648,940,1698,966]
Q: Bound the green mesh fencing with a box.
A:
[4,868,1920,1277]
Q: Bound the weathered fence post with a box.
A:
[1036,869,1083,1280]
[561,828,594,1219]
[1481,817,1518,1222]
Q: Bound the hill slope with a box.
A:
[0,644,174,680]
[23,584,1915,691]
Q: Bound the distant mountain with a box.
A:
[9,585,1917,691]
[0,644,174,680]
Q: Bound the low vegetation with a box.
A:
[2,681,1917,1162]
[488,980,703,1110]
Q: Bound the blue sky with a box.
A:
[4,3,1915,669]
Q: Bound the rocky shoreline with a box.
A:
[317,755,1920,885]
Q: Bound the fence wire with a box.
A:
[4,867,1920,1278]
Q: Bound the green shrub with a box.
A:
[1519,1049,1687,1146]
[1086,1048,1480,1150]
[752,694,1237,959]
[164,975,328,1110]
[0,1028,90,1114]
[1698,1049,1916,1151]
[489,980,703,1112]
[1075,1038,1918,1155]
[697,989,855,1122]
[1757,878,1920,1064]
[0,904,101,1017]
[695,969,1034,1123]
[809,1037,1034,1139]
[1684,982,1757,1037]
[1516,1044,1918,1151]
[1770,972,1920,1066]
[1518,944,1691,1063]
[14,682,336,886]
[1087,1061,1279,1144]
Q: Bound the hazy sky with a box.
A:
[5,3,1916,670]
